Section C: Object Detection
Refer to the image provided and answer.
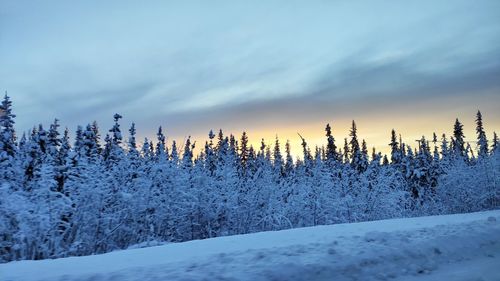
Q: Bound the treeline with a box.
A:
[0,94,498,263]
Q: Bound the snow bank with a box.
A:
[2,210,499,281]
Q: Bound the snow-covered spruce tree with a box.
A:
[272,136,284,180]
[492,132,498,153]
[452,118,466,160]
[0,93,17,159]
[283,140,294,177]
[325,123,339,165]
[389,129,401,165]
[476,110,488,157]
[239,131,249,178]
[0,94,21,262]
[126,123,141,183]
[349,121,364,172]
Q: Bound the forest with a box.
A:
[0,93,498,263]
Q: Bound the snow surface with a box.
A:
[2,210,499,281]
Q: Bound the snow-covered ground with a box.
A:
[2,210,499,281]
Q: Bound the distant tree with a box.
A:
[182,137,194,168]
[170,140,179,164]
[47,119,61,157]
[492,132,499,153]
[324,123,338,164]
[349,121,363,172]
[475,111,488,156]
[155,126,166,161]
[432,132,439,161]
[128,123,137,153]
[239,132,249,175]
[0,93,17,182]
[342,138,349,163]
[453,118,466,158]
[389,129,401,164]
[382,155,389,166]
[82,124,99,159]
[110,114,123,146]
[360,139,369,172]
[284,140,294,176]
[273,136,283,177]
[0,93,17,157]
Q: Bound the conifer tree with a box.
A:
[171,140,179,164]
[343,138,349,163]
[492,132,498,153]
[349,121,363,171]
[128,123,137,153]
[453,118,466,158]
[0,93,17,182]
[141,138,152,159]
[47,119,61,157]
[205,130,216,175]
[110,114,123,146]
[389,129,400,164]
[360,139,369,172]
[0,93,17,157]
[432,133,439,161]
[91,121,102,154]
[82,124,99,159]
[298,134,312,167]
[382,155,389,166]
[240,132,249,174]
[37,124,48,154]
[273,136,283,177]
[103,133,112,161]
[325,123,338,163]
[182,137,194,168]
[156,126,166,160]
[55,128,71,193]
[284,140,294,176]
[475,111,488,156]
[74,126,84,157]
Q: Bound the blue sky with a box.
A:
[1,0,499,154]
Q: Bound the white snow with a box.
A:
[2,210,499,281]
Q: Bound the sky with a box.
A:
[1,0,499,156]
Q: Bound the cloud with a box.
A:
[1,0,499,151]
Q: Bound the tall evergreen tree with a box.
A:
[389,129,401,164]
[0,93,17,157]
[82,124,99,159]
[128,123,137,153]
[171,140,179,164]
[453,118,466,158]
[342,138,349,164]
[324,123,338,163]
[240,132,249,174]
[156,126,166,161]
[47,119,61,157]
[110,114,123,146]
[273,136,283,177]
[0,93,17,182]
[349,121,363,171]
[182,137,194,168]
[475,111,488,156]
[284,140,294,176]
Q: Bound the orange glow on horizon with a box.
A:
[140,107,500,159]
